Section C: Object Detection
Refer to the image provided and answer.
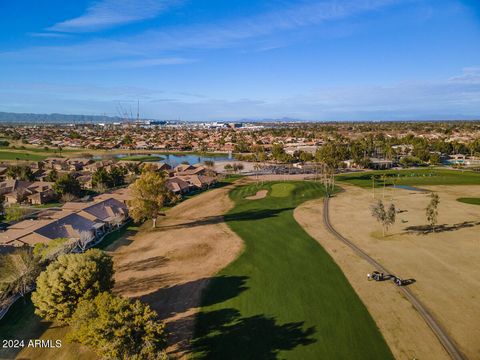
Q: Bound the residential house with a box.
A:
[0,197,129,247]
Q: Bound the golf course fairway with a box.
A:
[192,181,394,359]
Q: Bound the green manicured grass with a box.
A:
[457,197,480,206]
[31,202,62,209]
[119,155,165,162]
[192,181,393,360]
[270,182,295,197]
[0,151,46,161]
[337,169,480,187]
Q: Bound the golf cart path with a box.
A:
[322,195,465,360]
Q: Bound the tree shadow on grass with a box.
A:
[116,255,169,272]
[156,208,294,231]
[114,273,176,295]
[0,295,52,359]
[192,308,316,360]
[404,221,480,234]
[139,276,249,321]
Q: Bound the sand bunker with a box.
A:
[245,189,268,200]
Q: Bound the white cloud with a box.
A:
[48,0,181,33]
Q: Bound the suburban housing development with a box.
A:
[1,0,480,359]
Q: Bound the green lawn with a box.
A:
[0,151,47,161]
[31,202,62,209]
[337,169,480,188]
[192,181,393,359]
[457,197,480,206]
[270,183,295,197]
[119,155,165,162]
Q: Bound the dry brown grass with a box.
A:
[296,184,480,360]
[107,185,243,358]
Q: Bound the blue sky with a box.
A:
[0,0,479,121]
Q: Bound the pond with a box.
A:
[100,153,232,167]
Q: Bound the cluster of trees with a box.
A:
[27,249,168,359]
[234,129,479,170]
[371,192,440,236]
[371,201,397,236]
[6,165,35,181]
[92,167,126,190]
[53,173,83,200]
[223,163,244,173]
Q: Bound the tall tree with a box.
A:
[45,168,58,182]
[32,249,114,323]
[54,173,82,198]
[92,168,112,188]
[129,171,177,228]
[6,165,35,181]
[426,192,440,232]
[109,166,126,187]
[68,292,167,360]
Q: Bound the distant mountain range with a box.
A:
[0,111,476,124]
[0,111,304,124]
[0,111,131,124]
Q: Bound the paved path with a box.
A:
[322,197,466,360]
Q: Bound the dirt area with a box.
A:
[106,186,243,358]
[245,189,268,200]
[296,184,480,360]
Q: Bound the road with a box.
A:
[322,196,466,360]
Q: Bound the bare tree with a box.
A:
[0,247,41,298]
[371,200,397,236]
[77,231,95,252]
[426,192,440,232]
[111,213,125,229]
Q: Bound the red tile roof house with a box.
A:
[0,197,129,249]
[0,180,57,205]
[166,177,191,194]
[176,174,217,190]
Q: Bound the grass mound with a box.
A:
[192,181,393,359]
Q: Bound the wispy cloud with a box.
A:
[48,0,182,33]
[3,0,399,66]
[28,32,71,38]
[139,0,399,51]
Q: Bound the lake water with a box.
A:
[114,153,232,167]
